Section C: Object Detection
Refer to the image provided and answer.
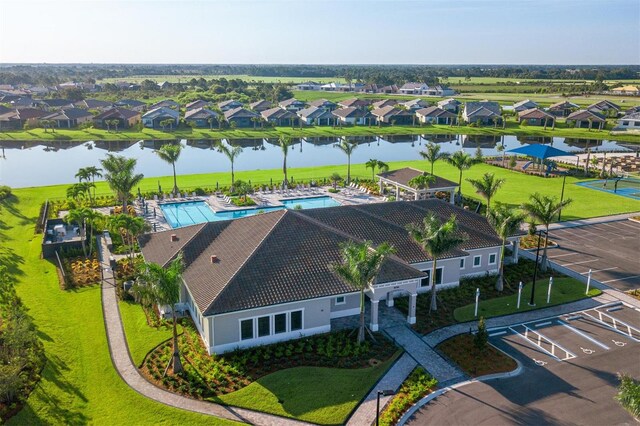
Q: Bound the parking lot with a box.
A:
[545,219,640,291]
[407,302,640,425]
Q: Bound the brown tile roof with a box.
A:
[371,105,413,119]
[566,109,606,122]
[337,98,370,108]
[261,107,297,120]
[94,107,140,120]
[184,108,218,120]
[377,167,458,190]
[372,99,398,109]
[332,107,371,119]
[415,106,456,119]
[518,108,554,120]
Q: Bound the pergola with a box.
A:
[377,167,458,203]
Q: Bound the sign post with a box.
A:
[474,288,480,318]
[547,277,553,304]
[586,269,592,295]
[517,281,523,309]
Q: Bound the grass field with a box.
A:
[454,277,602,322]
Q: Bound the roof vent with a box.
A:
[210,255,218,263]
[170,234,178,242]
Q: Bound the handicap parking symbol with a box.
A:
[580,347,594,354]
[533,358,547,366]
[612,340,626,347]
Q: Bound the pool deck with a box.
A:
[136,186,383,232]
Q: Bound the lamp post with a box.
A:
[558,172,568,221]
[529,229,546,306]
[376,389,395,426]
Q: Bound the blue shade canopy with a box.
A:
[507,144,575,159]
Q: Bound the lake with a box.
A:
[0,134,635,188]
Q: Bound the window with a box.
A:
[473,255,482,267]
[335,296,346,305]
[622,121,629,126]
[240,319,253,340]
[489,253,497,265]
[291,310,303,331]
[634,121,640,127]
[420,268,443,286]
[434,268,443,285]
[257,316,270,337]
[460,258,465,269]
[274,313,287,334]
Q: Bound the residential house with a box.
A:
[462,101,502,125]
[547,101,579,117]
[415,106,457,125]
[402,99,428,111]
[93,107,141,129]
[424,85,455,97]
[218,100,243,112]
[0,108,48,130]
[248,100,273,112]
[513,99,538,112]
[615,112,640,131]
[73,99,114,111]
[39,99,75,111]
[625,105,640,115]
[141,107,180,129]
[0,105,10,115]
[371,99,398,109]
[115,99,146,112]
[517,108,555,127]
[587,100,621,117]
[158,81,171,90]
[297,106,336,126]
[278,98,306,112]
[610,85,640,96]
[41,108,93,128]
[261,107,299,127]
[363,84,398,94]
[308,99,337,111]
[371,105,414,125]
[185,100,211,111]
[399,82,430,95]
[149,99,180,111]
[10,97,39,109]
[295,81,322,91]
[138,199,518,354]
[566,110,606,129]
[332,107,373,125]
[437,98,461,114]
[184,108,219,128]
[337,98,370,109]
[224,107,259,128]
[320,82,344,91]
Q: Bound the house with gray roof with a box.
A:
[185,100,211,111]
[184,108,218,128]
[139,199,520,354]
[308,99,337,111]
[141,107,180,129]
[415,106,457,125]
[224,107,259,128]
[278,98,306,112]
[566,109,606,129]
[248,100,273,112]
[41,108,93,128]
[547,101,579,117]
[218,99,243,112]
[73,99,114,111]
[149,99,180,111]
[462,101,502,125]
[93,107,141,129]
[424,85,455,97]
[437,98,461,113]
[261,107,299,127]
[337,98,370,109]
[0,108,48,130]
[402,98,428,111]
[513,99,538,112]
[517,108,555,127]
[371,99,398,109]
[332,107,373,125]
[370,105,414,125]
[615,112,640,131]
[115,99,146,112]
[295,81,322,91]
[399,82,430,95]
[39,99,75,111]
[297,106,337,126]
[587,100,621,117]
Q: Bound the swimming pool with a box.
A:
[576,178,640,201]
[160,196,342,228]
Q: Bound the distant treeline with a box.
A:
[0,64,638,86]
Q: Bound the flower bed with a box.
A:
[378,367,438,426]
[438,333,517,377]
[519,234,556,250]
[62,256,101,288]
[141,322,398,400]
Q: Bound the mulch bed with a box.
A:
[438,334,517,377]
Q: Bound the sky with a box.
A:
[0,0,639,65]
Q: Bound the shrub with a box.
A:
[379,368,437,426]
[616,373,640,419]
[0,185,11,200]
[509,155,517,169]
[474,317,488,352]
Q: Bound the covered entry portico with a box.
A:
[377,167,458,203]
[367,277,422,331]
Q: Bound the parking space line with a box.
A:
[581,309,640,342]
[510,325,577,361]
[548,252,580,259]
[558,320,611,350]
[581,267,618,274]
[562,259,598,267]
[602,274,640,284]
[534,321,552,327]
[488,330,507,337]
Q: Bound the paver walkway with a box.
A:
[97,235,308,426]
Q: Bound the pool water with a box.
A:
[160,196,342,228]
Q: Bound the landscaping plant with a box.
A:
[378,368,438,426]
[616,373,640,419]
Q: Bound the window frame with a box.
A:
[488,253,497,265]
[460,258,465,270]
[335,296,346,305]
[473,255,482,268]
[240,318,254,340]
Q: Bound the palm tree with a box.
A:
[279,136,294,187]
[487,204,525,291]
[133,253,185,375]
[83,166,103,206]
[365,159,389,182]
[330,172,342,189]
[155,143,182,194]
[217,141,243,190]
[207,117,215,130]
[100,154,144,211]
[332,241,395,343]
[419,142,449,175]
[335,138,358,184]
[108,214,148,266]
[446,151,475,200]
[233,179,252,202]
[466,172,506,215]
[85,209,104,257]
[66,182,94,204]
[407,214,468,312]
[521,193,572,272]
[65,207,93,257]
[408,173,436,195]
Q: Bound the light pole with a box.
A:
[529,229,546,306]
[376,389,395,426]
[558,172,568,221]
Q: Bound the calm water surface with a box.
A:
[0,134,635,188]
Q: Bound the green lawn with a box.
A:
[454,277,602,322]
[1,191,238,425]
[217,355,398,426]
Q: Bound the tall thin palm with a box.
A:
[332,241,395,344]
[65,207,93,257]
[84,166,103,206]
[466,172,505,215]
[419,142,449,175]
[366,159,389,182]
[217,141,243,189]
[100,154,144,211]
[108,213,148,266]
[407,214,468,312]
[446,151,475,199]
[487,204,525,291]
[279,136,294,187]
[521,193,572,272]
[134,253,185,375]
[155,144,182,194]
[335,138,358,184]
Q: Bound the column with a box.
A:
[450,190,455,204]
[379,178,383,193]
[414,191,419,201]
[407,293,417,325]
[386,291,394,307]
[512,239,520,263]
[395,185,400,199]
[369,300,379,332]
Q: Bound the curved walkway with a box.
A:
[98,235,309,426]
